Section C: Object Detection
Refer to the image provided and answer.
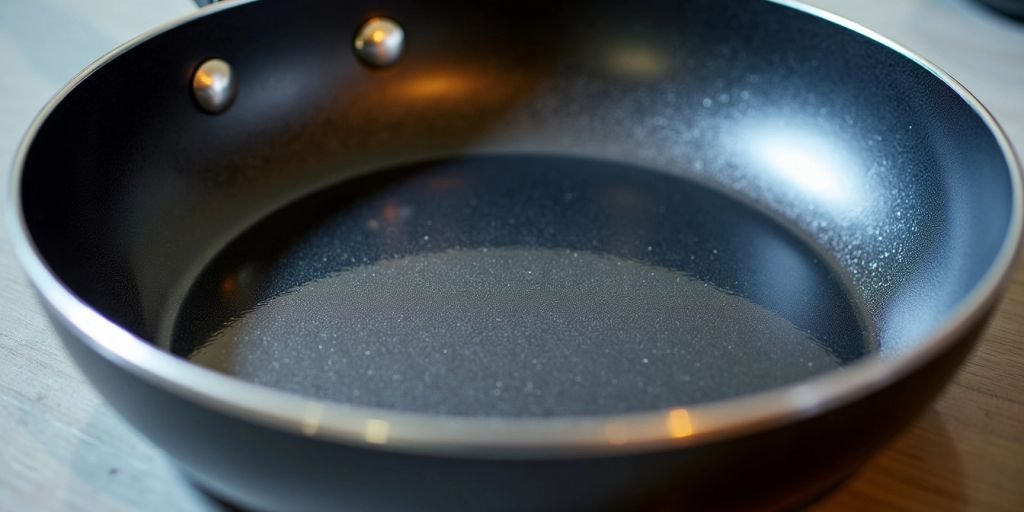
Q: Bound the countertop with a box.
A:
[0,1,1022,510]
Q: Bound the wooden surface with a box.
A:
[0,1,1021,511]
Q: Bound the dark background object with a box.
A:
[975,0,1024,19]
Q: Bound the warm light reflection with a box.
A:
[365,418,390,444]
[371,29,387,44]
[381,202,401,222]
[380,67,520,106]
[300,403,324,436]
[666,408,692,438]
[746,124,865,210]
[220,272,238,297]
[397,73,473,99]
[605,43,669,79]
[605,422,629,445]
[194,71,215,88]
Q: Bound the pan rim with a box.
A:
[5,0,1022,458]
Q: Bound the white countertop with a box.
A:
[1,1,1021,510]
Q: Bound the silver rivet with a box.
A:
[354,17,404,68]
[192,58,237,114]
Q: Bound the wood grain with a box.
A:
[815,264,1024,511]
[0,0,1022,511]
[808,1,1024,510]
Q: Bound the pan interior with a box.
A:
[15,0,1017,421]
[171,154,872,417]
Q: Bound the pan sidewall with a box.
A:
[43,290,989,510]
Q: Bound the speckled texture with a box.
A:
[10,0,1022,509]
[19,0,1011,366]
[173,155,870,416]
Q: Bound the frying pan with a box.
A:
[6,0,1022,510]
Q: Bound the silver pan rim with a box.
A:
[6,0,1022,458]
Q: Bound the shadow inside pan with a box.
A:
[171,154,874,417]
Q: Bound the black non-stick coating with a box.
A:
[171,154,871,415]
[20,0,1012,406]
[15,0,1017,508]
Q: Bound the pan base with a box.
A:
[171,154,871,416]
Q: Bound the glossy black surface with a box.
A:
[14,0,1017,509]
[173,155,871,415]
[51,302,985,511]
[20,0,1012,360]
[975,0,1024,19]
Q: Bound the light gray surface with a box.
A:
[0,0,1022,511]
[0,2,224,511]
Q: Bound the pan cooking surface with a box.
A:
[172,155,873,416]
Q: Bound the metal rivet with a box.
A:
[192,58,237,114]
[354,17,404,68]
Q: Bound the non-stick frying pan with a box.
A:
[7,0,1022,510]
